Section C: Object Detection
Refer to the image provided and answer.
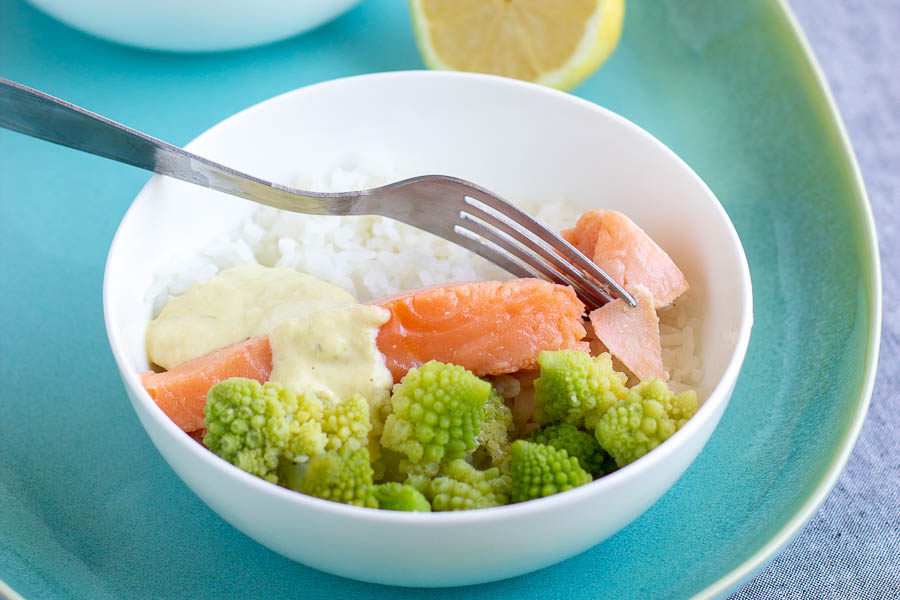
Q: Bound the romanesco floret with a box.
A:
[321,394,371,452]
[594,378,698,467]
[524,422,610,477]
[473,389,515,471]
[264,388,328,461]
[509,440,592,503]
[533,351,627,427]
[287,444,377,507]
[381,361,490,475]
[371,482,431,512]
[203,378,327,483]
[368,388,392,440]
[420,459,511,511]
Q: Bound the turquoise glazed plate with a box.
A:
[0,0,880,598]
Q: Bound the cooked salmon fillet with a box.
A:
[562,209,688,308]
[140,335,272,432]
[188,428,207,443]
[374,279,588,380]
[589,286,666,381]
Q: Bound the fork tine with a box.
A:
[459,209,613,307]
[446,226,548,281]
[455,217,610,310]
[459,200,623,307]
[461,191,636,307]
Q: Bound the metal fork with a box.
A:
[0,78,634,309]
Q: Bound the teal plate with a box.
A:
[0,0,880,598]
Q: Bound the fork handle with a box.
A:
[0,77,337,214]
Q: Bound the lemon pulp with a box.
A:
[411,0,625,90]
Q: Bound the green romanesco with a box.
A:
[264,389,328,462]
[533,351,627,427]
[321,393,372,452]
[203,378,327,483]
[509,440,592,503]
[371,447,406,483]
[283,444,377,507]
[372,447,443,482]
[594,378,698,468]
[371,482,431,512]
[524,422,611,477]
[381,361,491,475]
[366,390,391,445]
[472,389,515,471]
[415,459,511,511]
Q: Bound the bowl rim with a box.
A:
[102,70,754,525]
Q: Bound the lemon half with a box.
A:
[411,0,625,91]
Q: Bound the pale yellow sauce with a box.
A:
[146,263,393,414]
[146,262,354,369]
[267,305,392,407]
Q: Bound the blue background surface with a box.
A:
[1,0,891,598]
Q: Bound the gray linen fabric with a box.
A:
[730,1,900,599]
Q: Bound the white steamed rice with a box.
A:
[147,166,703,392]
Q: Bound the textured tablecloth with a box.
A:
[731,1,899,598]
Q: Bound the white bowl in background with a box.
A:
[26,0,362,52]
[103,71,753,586]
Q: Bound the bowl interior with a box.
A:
[103,72,752,585]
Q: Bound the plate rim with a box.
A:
[0,0,882,597]
[692,0,882,598]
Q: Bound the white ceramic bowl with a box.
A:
[26,0,361,52]
[103,71,753,587]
